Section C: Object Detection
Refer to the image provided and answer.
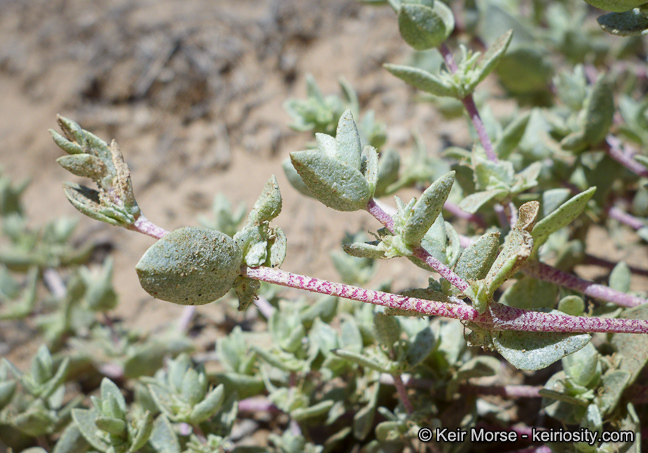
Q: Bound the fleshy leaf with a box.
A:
[290,151,371,211]
[483,202,538,299]
[562,343,600,388]
[457,188,508,214]
[401,171,454,248]
[335,110,362,170]
[384,64,458,98]
[584,0,647,12]
[532,187,595,252]
[282,158,313,198]
[453,232,500,282]
[375,148,400,197]
[499,278,558,310]
[598,9,648,36]
[473,30,513,88]
[247,176,282,225]
[610,261,631,293]
[136,227,243,305]
[149,415,181,453]
[611,304,648,385]
[493,328,591,371]
[398,3,454,50]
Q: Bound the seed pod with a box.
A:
[136,227,243,305]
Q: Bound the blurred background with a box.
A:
[0,0,446,336]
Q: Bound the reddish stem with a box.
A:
[367,199,470,292]
[440,44,497,162]
[607,206,645,231]
[522,260,648,308]
[242,266,648,334]
[458,234,648,307]
[583,253,648,277]
[604,135,648,178]
[392,374,414,414]
[443,200,487,228]
[130,215,169,239]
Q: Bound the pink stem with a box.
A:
[440,44,497,162]
[177,306,196,333]
[444,200,487,228]
[238,397,281,413]
[583,253,648,277]
[522,260,648,308]
[129,215,169,239]
[392,374,414,414]
[242,266,648,334]
[461,384,541,398]
[605,135,648,178]
[367,198,395,230]
[367,199,470,292]
[607,206,645,231]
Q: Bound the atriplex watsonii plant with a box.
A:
[4,0,648,451]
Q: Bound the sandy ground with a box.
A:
[1,0,647,356]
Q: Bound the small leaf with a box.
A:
[598,370,631,415]
[72,409,110,452]
[129,411,153,452]
[149,414,181,453]
[457,188,508,214]
[406,326,435,367]
[584,0,647,12]
[95,416,126,436]
[456,356,500,381]
[532,187,596,252]
[474,29,513,88]
[336,110,362,170]
[136,227,243,305]
[290,151,371,211]
[483,202,539,300]
[494,111,530,159]
[611,304,648,385]
[598,9,648,36]
[493,328,591,371]
[332,349,395,374]
[247,175,282,224]
[353,382,380,440]
[454,232,500,282]
[362,146,379,197]
[562,343,600,388]
[401,171,455,247]
[373,313,401,349]
[343,242,387,259]
[282,158,313,198]
[558,296,585,316]
[610,261,631,293]
[52,423,89,453]
[291,400,335,421]
[499,278,558,310]
[398,4,451,50]
[190,384,224,424]
[384,64,458,97]
[375,148,400,197]
[57,154,108,180]
[582,75,615,146]
[233,277,260,312]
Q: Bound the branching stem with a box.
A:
[440,44,498,162]
[242,266,648,334]
[367,199,470,292]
